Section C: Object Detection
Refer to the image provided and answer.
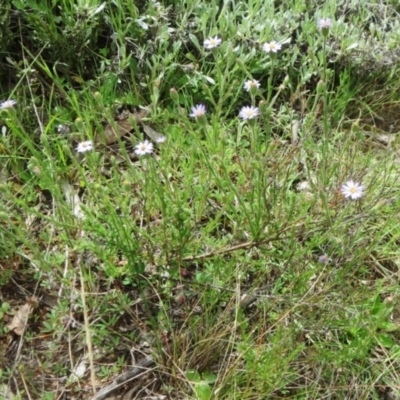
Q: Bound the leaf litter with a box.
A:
[6,296,38,336]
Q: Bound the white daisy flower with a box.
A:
[0,100,17,109]
[135,140,153,156]
[244,79,261,92]
[239,106,260,120]
[318,18,333,30]
[204,36,222,49]
[189,104,206,118]
[340,180,364,200]
[76,140,93,153]
[262,41,282,53]
[155,136,166,143]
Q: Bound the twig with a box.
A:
[182,240,256,261]
[182,230,290,261]
[89,357,155,400]
[77,231,97,396]
[181,213,370,262]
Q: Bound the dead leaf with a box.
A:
[0,384,16,399]
[100,117,133,145]
[6,303,33,335]
[0,164,8,184]
[68,359,87,383]
[141,123,166,143]
[98,108,150,145]
[62,180,84,220]
[291,120,299,144]
[374,133,395,146]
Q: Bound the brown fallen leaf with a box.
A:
[99,117,134,145]
[98,108,150,145]
[6,297,38,336]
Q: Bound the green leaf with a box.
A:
[189,34,201,51]
[203,372,217,383]
[195,383,212,400]
[186,369,201,382]
[376,333,396,348]
[380,322,400,332]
